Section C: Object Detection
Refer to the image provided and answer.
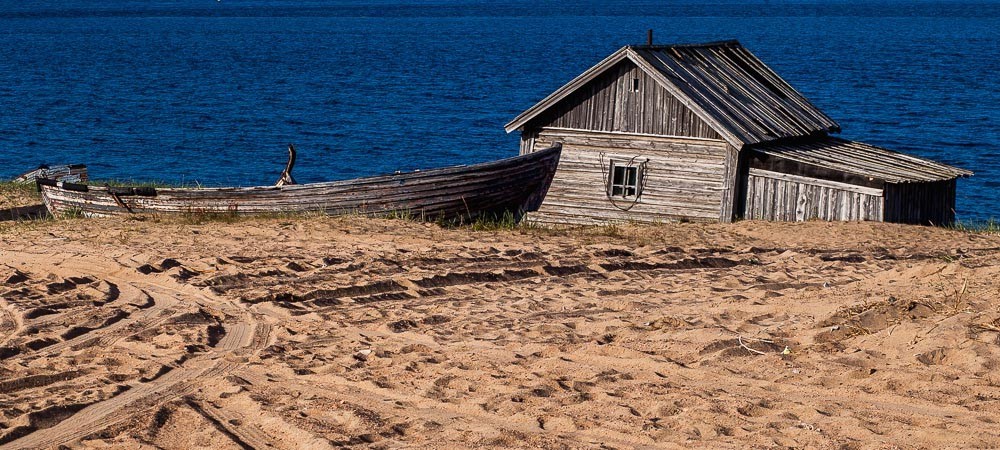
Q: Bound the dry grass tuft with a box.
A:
[0,182,41,209]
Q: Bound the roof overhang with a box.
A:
[751,137,973,183]
[504,47,629,133]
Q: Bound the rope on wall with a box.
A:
[599,152,648,212]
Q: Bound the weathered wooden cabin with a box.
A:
[506,40,972,225]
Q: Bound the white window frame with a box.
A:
[609,160,640,199]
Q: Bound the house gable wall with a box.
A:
[523,60,722,140]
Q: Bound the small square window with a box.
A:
[630,78,640,92]
[609,162,640,198]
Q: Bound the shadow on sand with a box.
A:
[0,204,48,222]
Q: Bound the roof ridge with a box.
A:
[507,39,840,146]
[631,39,742,50]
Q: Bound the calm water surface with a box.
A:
[1,1,997,220]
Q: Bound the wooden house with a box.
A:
[506,40,972,225]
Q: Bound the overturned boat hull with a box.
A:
[37,145,561,222]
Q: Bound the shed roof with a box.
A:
[752,137,973,183]
[505,40,841,147]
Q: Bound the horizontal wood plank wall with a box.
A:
[745,168,884,222]
[526,60,722,140]
[883,180,957,225]
[527,129,729,225]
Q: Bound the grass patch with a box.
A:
[949,218,1000,235]
[146,209,329,226]
[434,210,547,232]
[383,209,417,222]
[0,181,42,209]
[469,210,521,231]
[59,207,85,220]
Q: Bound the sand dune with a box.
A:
[2,216,1000,448]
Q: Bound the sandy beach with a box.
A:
[2,209,1000,448]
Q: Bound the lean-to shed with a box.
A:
[506,40,971,225]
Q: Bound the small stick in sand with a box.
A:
[738,335,766,355]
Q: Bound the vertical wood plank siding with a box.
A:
[744,168,884,222]
[526,129,730,225]
[884,180,957,225]
[526,60,721,140]
[718,144,740,222]
[519,130,538,156]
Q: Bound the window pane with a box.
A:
[609,161,643,198]
[612,166,624,185]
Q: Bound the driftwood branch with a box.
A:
[275,144,297,186]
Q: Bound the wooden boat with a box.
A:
[37,144,562,222]
[14,164,87,183]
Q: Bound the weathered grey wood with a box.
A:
[521,60,722,140]
[274,144,297,186]
[628,42,840,146]
[745,169,883,222]
[749,169,882,196]
[14,164,87,183]
[745,137,968,224]
[508,40,970,226]
[718,144,740,223]
[38,146,562,222]
[506,48,633,133]
[883,179,957,225]
[752,137,972,183]
[524,129,728,225]
[519,130,537,156]
[538,128,729,154]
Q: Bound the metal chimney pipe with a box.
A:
[647,29,653,46]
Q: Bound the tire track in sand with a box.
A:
[0,251,272,450]
[0,297,20,347]
[0,264,25,347]
[30,285,177,358]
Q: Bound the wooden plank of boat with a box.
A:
[14,164,88,183]
[37,144,562,222]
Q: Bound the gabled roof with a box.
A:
[752,136,973,183]
[505,40,841,148]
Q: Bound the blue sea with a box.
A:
[1,0,997,220]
